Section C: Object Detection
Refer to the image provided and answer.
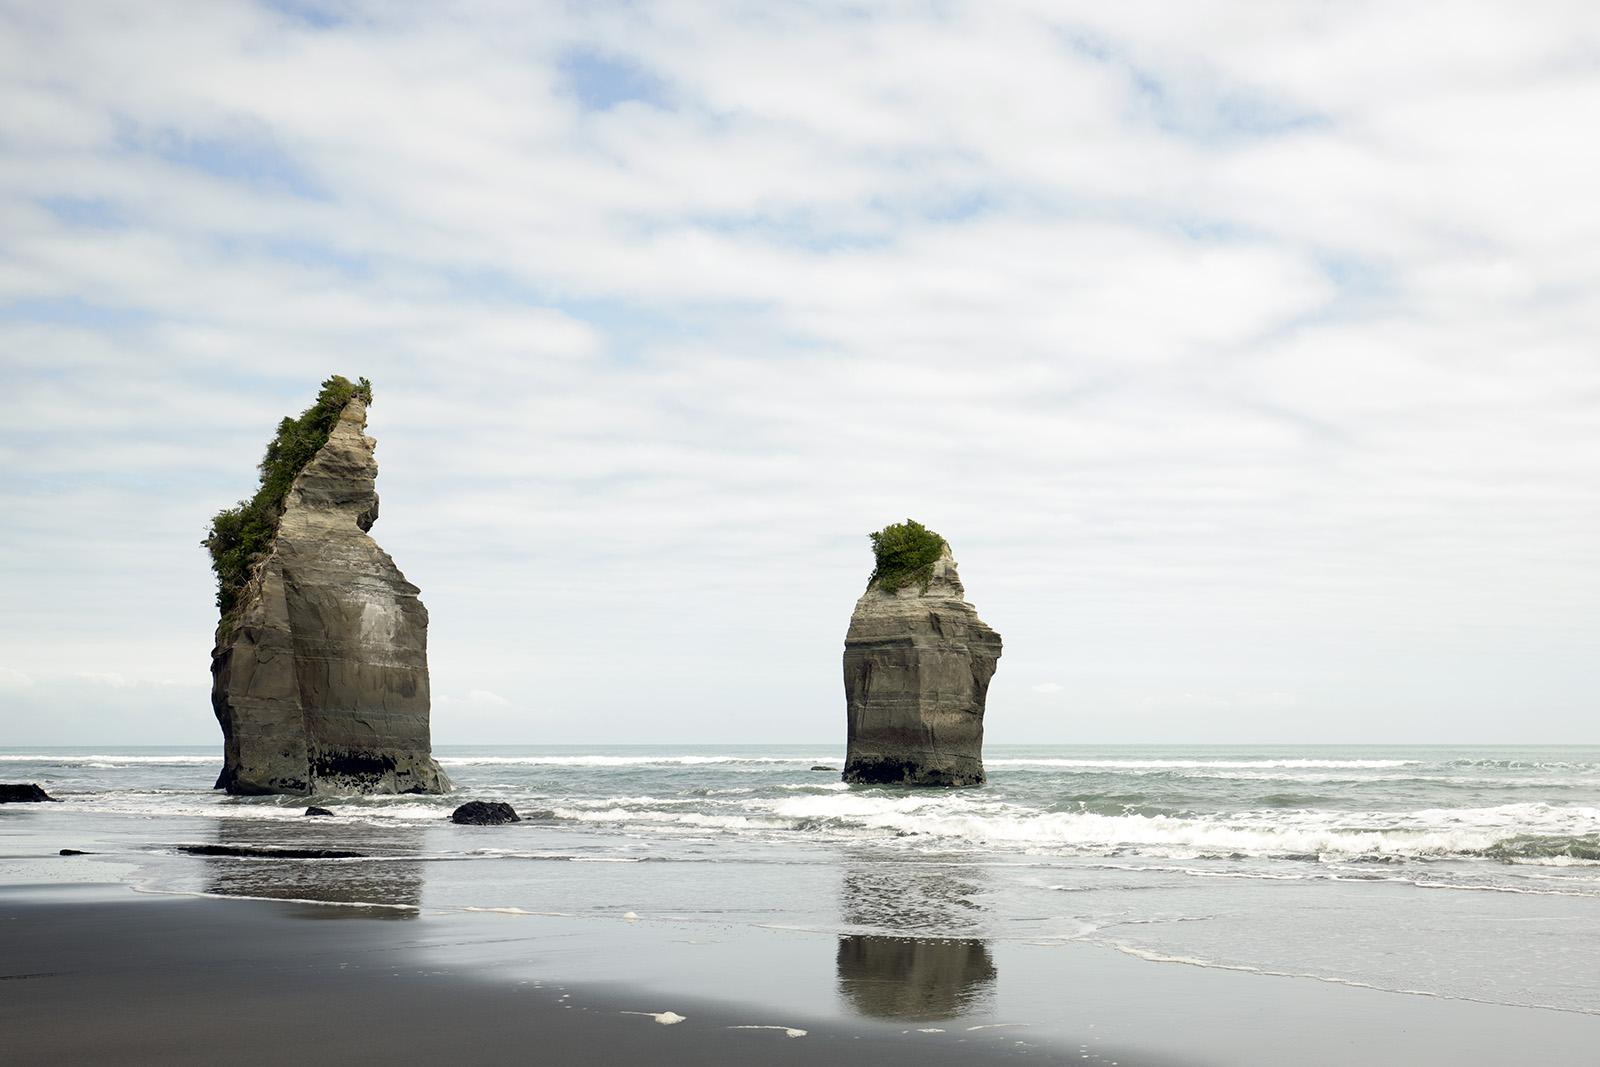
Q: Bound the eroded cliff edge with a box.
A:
[842,522,1002,787]
[207,381,449,796]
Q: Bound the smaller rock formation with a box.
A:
[0,783,56,803]
[304,806,335,817]
[451,801,521,825]
[842,521,1002,786]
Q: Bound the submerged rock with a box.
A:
[842,523,1001,787]
[207,379,449,797]
[450,801,521,825]
[1,783,56,803]
[303,806,335,817]
[177,844,366,859]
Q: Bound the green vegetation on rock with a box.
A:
[203,375,372,620]
[868,519,948,592]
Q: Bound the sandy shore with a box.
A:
[5,883,1600,1066]
[1,886,1147,1066]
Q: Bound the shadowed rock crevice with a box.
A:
[210,391,449,797]
[842,527,1001,787]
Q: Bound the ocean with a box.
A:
[5,743,1600,1025]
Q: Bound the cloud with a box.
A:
[1030,683,1064,694]
[0,666,33,689]
[76,671,130,688]
[1,0,1597,742]
[436,689,512,708]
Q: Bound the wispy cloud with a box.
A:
[2,0,1596,743]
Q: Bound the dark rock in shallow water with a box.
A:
[178,844,365,859]
[304,806,335,817]
[209,386,449,798]
[812,765,836,771]
[0,783,56,803]
[451,801,521,825]
[60,849,91,855]
[842,532,1001,788]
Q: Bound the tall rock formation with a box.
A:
[842,523,1002,786]
[208,381,449,796]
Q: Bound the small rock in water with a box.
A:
[60,849,91,856]
[304,806,335,817]
[451,801,521,825]
[811,765,836,772]
[0,783,55,803]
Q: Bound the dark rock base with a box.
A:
[0,783,56,803]
[841,758,985,788]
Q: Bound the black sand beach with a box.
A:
[6,883,1600,1067]
[2,886,1130,1066]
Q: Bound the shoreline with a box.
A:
[6,883,1600,1066]
[0,885,1141,1066]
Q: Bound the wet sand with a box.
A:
[5,884,1600,1066]
[0,886,1151,1066]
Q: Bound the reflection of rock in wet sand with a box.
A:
[837,935,997,1020]
[836,852,996,1019]
[840,854,985,933]
[198,818,423,917]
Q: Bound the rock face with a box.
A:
[842,546,1001,786]
[210,397,450,796]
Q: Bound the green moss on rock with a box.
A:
[867,519,948,593]
[203,375,372,621]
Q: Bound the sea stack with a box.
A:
[205,377,449,796]
[842,520,1002,786]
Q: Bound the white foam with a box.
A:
[0,754,218,764]
[984,758,1420,769]
[130,885,418,911]
[764,792,1600,860]
[727,1025,807,1037]
[437,756,834,767]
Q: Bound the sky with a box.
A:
[2,0,1597,746]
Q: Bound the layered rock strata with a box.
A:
[210,397,449,796]
[842,546,1002,786]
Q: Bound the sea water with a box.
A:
[4,744,1600,1019]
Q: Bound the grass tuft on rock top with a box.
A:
[203,375,372,622]
[868,519,948,592]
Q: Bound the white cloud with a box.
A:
[76,671,130,688]
[2,0,1597,743]
[1030,683,1064,694]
